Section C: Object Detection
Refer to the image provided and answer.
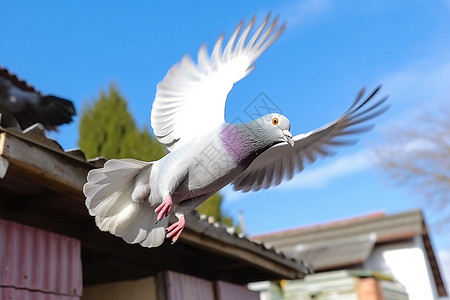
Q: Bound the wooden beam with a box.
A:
[0,132,89,200]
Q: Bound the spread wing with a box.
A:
[232,86,388,192]
[150,14,285,151]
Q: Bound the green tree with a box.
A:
[78,84,165,161]
[196,193,235,228]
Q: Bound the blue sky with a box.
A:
[2,0,450,282]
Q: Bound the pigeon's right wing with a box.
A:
[151,14,285,152]
[232,86,389,192]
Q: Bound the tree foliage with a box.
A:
[78,84,165,161]
[375,105,450,227]
[196,193,235,228]
[78,84,236,228]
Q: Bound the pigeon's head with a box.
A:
[256,113,294,147]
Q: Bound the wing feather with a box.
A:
[236,17,256,53]
[151,14,285,151]
[223,21,244,59]
[232,86,389,192]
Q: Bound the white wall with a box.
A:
[364,237,440,300]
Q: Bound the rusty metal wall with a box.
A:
[0,287,80,300]
[163,271,260,300]
[164,271,214,300]
[0,218,82,298]
[215,280,259,300]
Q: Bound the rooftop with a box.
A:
[251,210,447,297]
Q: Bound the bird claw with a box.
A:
[155,195,172,223]
[166,214,185,244]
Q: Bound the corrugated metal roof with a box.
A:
[0,66,75,130]
[0,65,40,94]
[287,233,377,270]
[252,211,424,248]
[0,219,83,297]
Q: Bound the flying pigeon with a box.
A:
[0,65,76,130]
[83,14,388,248]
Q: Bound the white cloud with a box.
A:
[277,149,373,190]
[373,55,450,158]
[380,59,450,107]
[221,149,374,202]
[280,0,332,27]
[376,134,439,156]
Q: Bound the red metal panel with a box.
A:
[215,280,260,300]
[0,287,79,300]
[0,219,82,297]
[165,271,214,300]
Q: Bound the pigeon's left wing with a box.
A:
[232,87,388,192]
[151,14,285,152]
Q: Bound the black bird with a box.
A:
[0,65,75,130]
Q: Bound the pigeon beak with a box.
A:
[282,130,294,147]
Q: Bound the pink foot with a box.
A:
[155,195,172,222]
[166,214,185,244]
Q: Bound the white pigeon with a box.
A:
[83,14,388,248]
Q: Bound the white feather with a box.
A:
[84,159,169,248]
[151,14,285,152]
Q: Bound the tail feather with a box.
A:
[84,158,168,248]
[88,159,148,184]
[87,185,133,218]
[89,167,138,184]
[96,203,167,247]
[85,158,151,216]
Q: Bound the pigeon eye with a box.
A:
[271,117,279,125]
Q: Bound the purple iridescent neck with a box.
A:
[220,123,273,168]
